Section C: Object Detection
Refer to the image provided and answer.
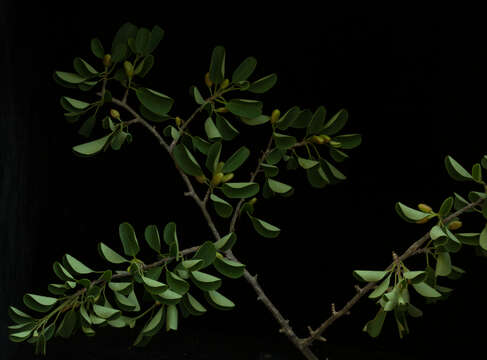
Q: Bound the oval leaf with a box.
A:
[248,214,280,238]
[136,87,174,116]
[222,146,250,173]
[119,222,140,257]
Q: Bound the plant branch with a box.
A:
[302,196,485,347]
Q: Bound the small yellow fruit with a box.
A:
[211,172,224,187]
[220,78,230,89]
[215,107,229,113]
[319,134,331,143]
[103,54,112,67]
[205,72,213,87]
[417,203,433,213]
[175,116,183,127]
[271,109,280,124]
[448,220,463,230]
[195,174,207,184]
[221,173,234,183]
[110,109,121,119]
[216,252,224,259]
[311,135,325,144]
[248,197,257,205]
[216,161,225,173]
[124,61,134,78]
[329,140,342,148]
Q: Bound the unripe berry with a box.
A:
[417,203,433,213]
[416,215,433,224]
[448,220,463,230]
[319,134,331,143]
[271,109,280,124]
[103,54,112,67]
[248,197,257,205]
[215,107,229,113]
[216,252,224,260]
[311,135,325,144]
[175,116,183,127]
[205,72,213,87]
[195,174,207,184]
[124,61,134,79]
[221,173,234,183]
[220,78,230,89]
[110,109,120,119]
[211,172,224,187]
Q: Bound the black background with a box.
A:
[2,3,487,360]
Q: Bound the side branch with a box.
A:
[302,197,485,347]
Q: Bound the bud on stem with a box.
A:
[216,162,225,173]
[221,173,234,183]
[195,174,207,184]
[311,135,325,144]
[448,220,462,230]
[124,61,134,79]
[248,197,257,205]
[417,203,433,213]
[220,78,230,90]
[110,109,121,120]
[205,72,213,87]
[271,109,280,124]
[211,172,224,187]
[103,54,112,67]
[175,116,183,127]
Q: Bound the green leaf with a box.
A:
[141,275,168,294]
[273,132,296,150]
[93,304,121,321]
[210,194,233,218]
[111,22,138,54]
[204,117,222,141]
[306,164,329,188]
[119,222,140,257]
[276,106,300,130]
[435,252,452,276]
[192,136,212,155]
[166,305,178,331]
[321,159,347,181]
[480,225,487,251]
[209,45,226,84]
[72,133,113,157]
[483,202,487,220]
[190,85,205,105]
[78,115,97,138]
[61,96,91,112]
[248,214,280,238]
[411,282,442,298]
[56,309,78,339]
[307,106,327,135]
[144,225,161,253]
[403,271,426,282]
[438,196,453,217]
[222,146,250,173]
[166,271,190,295]
[226,99,263,118]
[98,242,129,264]
[453,192,475,212]
[145,25,164,54]
[110,130,129,150]
[214,232,237,251]
[472,163,482,182]
[108,281,132,293]
[455,232,480,246]
[91,38,104,58]
[248,73,277,93]
[353,270,389,283]
[213,256,245,279]
[193,241,217,269]
[267,178,292,194]
[468,191,487,203]
[322,109,348,135]
[136,87,174,116]
[62,254,94,275]
[297,157,319,170]
[364,308,386,338]
[55,71,87,84]
[155,289,184,306]
[444,155,473,181]
[368,274,392,299]
[163,222,177,245]
[53,261,75,281]
[135,27,151,54]
[182,293,207,316]
[173,143,204,177]
[142,306,164,337]
[215,114,239,141]
[481,155,487,170]
[138,54,155,77]
[9,329,33,343]
[261,163,279,177]
[206,141,222,172]
[395,202,431,223]
[290,109,312,129]
[232,56,257,83]
[221,182,259,199]
[181,259,204,272]
[266,148,283,165]
[73,57,99,78]
[190,271,222,291]
[333,134,362,149]
[407,303,423,318]
[329,148,349,162]
[240,115,269,126]
[23,294,57,313]
[204,290,235,311]
[8,306,33,325]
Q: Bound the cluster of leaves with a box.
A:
[8,221,245,355]
[355,155,487,338]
